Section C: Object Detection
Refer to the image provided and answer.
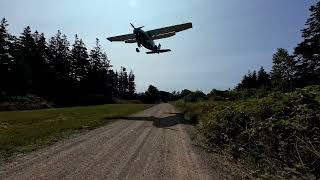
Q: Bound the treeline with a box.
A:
[175,2,320,101]
[0,18,136,106]
[237,2,319,93]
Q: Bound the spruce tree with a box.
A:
[294,2,320,86]
[257,66,270,88]
[32,31,50,95]
[271,48,295,91]
[86,38,111,96]
[16,26,37,94]
[47,31,73,103]
[122,67,128,95]
[128,70,136,98]
[0,18,15,96]
[48,31,72,81]
[71,34,89,83]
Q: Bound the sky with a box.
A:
[0,0,317,93]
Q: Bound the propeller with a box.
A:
[130,23,144,29]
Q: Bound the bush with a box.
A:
[176,86,320,178]
[1,95,51,111]
[184,91,208,103]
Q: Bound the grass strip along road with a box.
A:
[0,104,151,158]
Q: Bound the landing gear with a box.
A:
[136,48,140,53]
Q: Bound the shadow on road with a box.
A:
[104,113,191,128]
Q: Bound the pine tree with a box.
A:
[16,26,37,94]
[240,71,255,89]
[128,70,136,98]
[118,67,128,97]
[250,70,258,88]
[113,71,119,96]
[0,18,15,96]
[47,30,74,103]
[108,70,118,97]
[89,38,111,71]
[122,67,128,95]
[31,31,50,95]
[294,2,320,86]
[271,48,295,91]
[71,34,89,83]
[48,30,72,81]
[257,66,270,88]
[86,38,111,96]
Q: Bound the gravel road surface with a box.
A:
[0,103,231,180]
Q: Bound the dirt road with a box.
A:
[0,103,231,180]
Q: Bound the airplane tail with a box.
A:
[146,43,171,54]
[146,49,171,54]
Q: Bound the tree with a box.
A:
[118,67,128,97]
[257,66,271,88]
[159,91,173,102]
[128,70,136,98]
[71,34,89,83]
[145,85,160,103]
[89,38,111,71]
[0,18,15,96]
[15,26,37,94]
[294,2,320,86]
[249,70,258,89]
[0,18,139,106]
[184,90,207,102]
[236,71,258,90]
[271,48,295,91]
[85,38,112,99]
[112,71,119,96]
[47,30,74,103]
[171,90,180,100]
[31,31,50,96]
[48,31,72,81]
[180,89,192,98]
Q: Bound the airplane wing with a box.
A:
[147,22,192,40]
[107,33,136,43]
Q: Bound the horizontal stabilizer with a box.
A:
[146,49,171,54]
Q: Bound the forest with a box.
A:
[0,20,137,109]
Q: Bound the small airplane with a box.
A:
[107,22,192,54]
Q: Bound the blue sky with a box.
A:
[0,0,317,92]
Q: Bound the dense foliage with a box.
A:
[174,2,320,178]
[176,86,320,178]
[0,19,136,107]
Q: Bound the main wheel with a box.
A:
[136,48,140,53]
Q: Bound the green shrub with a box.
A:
[176,86,320,178]
[3,95,51,111]
[184,91,208,103]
